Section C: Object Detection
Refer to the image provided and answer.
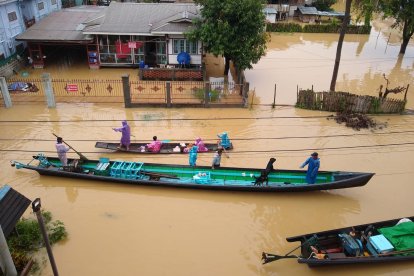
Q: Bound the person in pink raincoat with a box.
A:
[195,137,208,152]
[146,136,163,153]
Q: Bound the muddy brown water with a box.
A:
[1,18,414,276]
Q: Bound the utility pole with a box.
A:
[32,198,59,276]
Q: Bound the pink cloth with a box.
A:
[147,140,162,152]
[195,137,208,152]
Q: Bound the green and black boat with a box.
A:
[11,154,374,192]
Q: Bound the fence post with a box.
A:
[166,81,171,108]
[42,73,55,108]
[204,81,210,107]
[0,77,12,108]
[272,84,276,108]
[122,74,131,108]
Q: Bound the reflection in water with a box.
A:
[247,19,413,109]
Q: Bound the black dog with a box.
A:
[253,158,276,186]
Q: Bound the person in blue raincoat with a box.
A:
[189,145,198,166]
[300,152,320,184]
[217,132,231,149]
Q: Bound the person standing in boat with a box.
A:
[300,152,320,184]
[113,120,131,151]
[217,132,231,149]
[55,137,70,166]
[189,145,198,166]
[211,147,229,169]
[146,136,163,153]
[195,137,208,152]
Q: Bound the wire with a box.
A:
[1,130,414,142]
[2,141,414,154]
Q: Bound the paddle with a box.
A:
[52,133,88,161]
[262,235,318,264]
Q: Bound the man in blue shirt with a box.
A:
[300,152,320,184]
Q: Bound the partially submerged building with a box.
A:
[16,2,203,70]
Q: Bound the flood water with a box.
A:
[1,17,414,276]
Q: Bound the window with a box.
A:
[51,0,57,5]
[8,12,17,22]
[173,39,198,55]
[38,2,45,11]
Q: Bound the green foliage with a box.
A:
[266,23,302,32]
[194,88,220,102]
[379,0,414,53]
[188,0,269,72]
[312,0,337,11]
[266,23,370,34]
[7,210,68,273]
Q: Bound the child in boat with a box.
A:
[113,120,131,151]
[146,136,163,153]
[211,147,229,169]
[55,137,70,166]
[195,137,208,152]
[300,152,320,184]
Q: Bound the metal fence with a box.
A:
[3,77,246,107]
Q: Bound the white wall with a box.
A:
[167,34,202,65]
[0,2,24,57]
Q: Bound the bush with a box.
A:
[194,88,221,102]
[7,210,68,273]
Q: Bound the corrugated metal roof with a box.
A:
[298,6,345,17]
[16,5,107,43]
[298,6,318,15]
[84,2,200,35]
[0,185,31,238]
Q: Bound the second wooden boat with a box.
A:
[262,216,414,266]
[95,141,233,154]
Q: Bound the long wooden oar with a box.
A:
[262,235,318,264]
[52,133,88,161]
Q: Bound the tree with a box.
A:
[312,0,338,12]
[330,0,352,91]
[187,0,269,76]
[353,0,376,26]
[379,0,414,54]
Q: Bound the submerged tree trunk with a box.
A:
[400,20,412,55]
[330,0,352,92]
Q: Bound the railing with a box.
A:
[139,68,203,81]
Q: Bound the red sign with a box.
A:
[128,41,143,49]
[128,42,137,49]
[66,84,78,92]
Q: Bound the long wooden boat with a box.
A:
[95,141,233,154]
[11,154,374,192]
[262,216,414,266]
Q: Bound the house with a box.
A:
[16,2,203,69]
[296,6,319,23]
[83,2,202,68]
[0,0,61,61]
[296,6,345,23]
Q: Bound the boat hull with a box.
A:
[286,216,414,266]
[95,141,233,154]
[12,156,375,192]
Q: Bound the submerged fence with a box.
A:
[296,90,407,114]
